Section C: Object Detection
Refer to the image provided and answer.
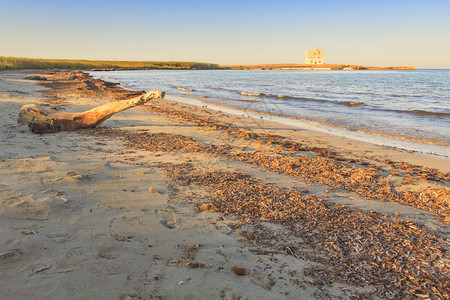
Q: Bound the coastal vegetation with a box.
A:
[0,56,223,71]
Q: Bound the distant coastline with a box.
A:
[221,63,415,71]
[1,56,414,71]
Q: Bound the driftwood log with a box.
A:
[18,90,165,133]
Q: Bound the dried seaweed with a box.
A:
[93,127,449,221]
[163,164,449,299]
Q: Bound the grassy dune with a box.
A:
[0,56,222,71]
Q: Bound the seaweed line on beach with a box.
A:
[142,96,449,184]
[160,163,449,299]
[84,126,450,299]
[91,127,449,222]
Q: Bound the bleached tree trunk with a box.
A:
[18,90,164,133]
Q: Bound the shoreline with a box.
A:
[164,93,450,156]
[0,70,449,299]
[89,69,450,156]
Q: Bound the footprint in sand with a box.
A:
[251,271,276,290]
[91,261,120,275]
[16,281,58,297]
[96,245,121,260]
[47,232,73,244]
[29,262,53,275]
[2,196,25,207]
[221,288,247,300]
[29,209,49,220]
[156,209,180,229]
[67,171,94,181]
[160,217,180,229]
[0,248,23,265]
[3,200,49,220]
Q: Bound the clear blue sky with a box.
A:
[1,0,449,68]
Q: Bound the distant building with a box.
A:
[305,49,324,65]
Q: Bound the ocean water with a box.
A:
[89,69,450,156]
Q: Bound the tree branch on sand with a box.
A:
[17,90,165,133]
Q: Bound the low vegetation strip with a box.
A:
[0,56,222,71]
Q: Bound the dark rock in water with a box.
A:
[25,75,47,81]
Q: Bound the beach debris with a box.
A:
[17,89,165,133]
[113,234,134,242]
[21,229,37,235]
[177,244,203,252]
[25,75,47,81]
[196,203,218,212]
[31,264,52,274]
[162,164,449,299]
[178,278,192,285]
[120,294,142,300]
[147,188,160,194]
[93,125,449,220]
[185,262,206,269]
[177,244,204,261]
[170,85,194,92]
[40,71,145,102]
[232,266,248,276]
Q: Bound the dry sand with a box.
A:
[0,70,448,300]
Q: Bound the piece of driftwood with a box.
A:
[18,90,165,133]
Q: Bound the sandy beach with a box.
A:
[0,70,448,299]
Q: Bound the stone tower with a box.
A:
[305,49,324,65]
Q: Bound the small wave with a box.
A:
[240,91,263,97]
[355,92,375,95]
[402,110,450,118]
[213,97,261,103]
[371,107,450,118]
[267,94,318,102]
[230,99,261,103]
[181,94,208,99]
[170,85,194,92]
[264,94,366,108]
[343,101,365,107]
[212,87,369,109]
[389,94,424,98]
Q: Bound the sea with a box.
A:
[89,69,450,157]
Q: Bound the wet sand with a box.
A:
[0,70,448,299]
